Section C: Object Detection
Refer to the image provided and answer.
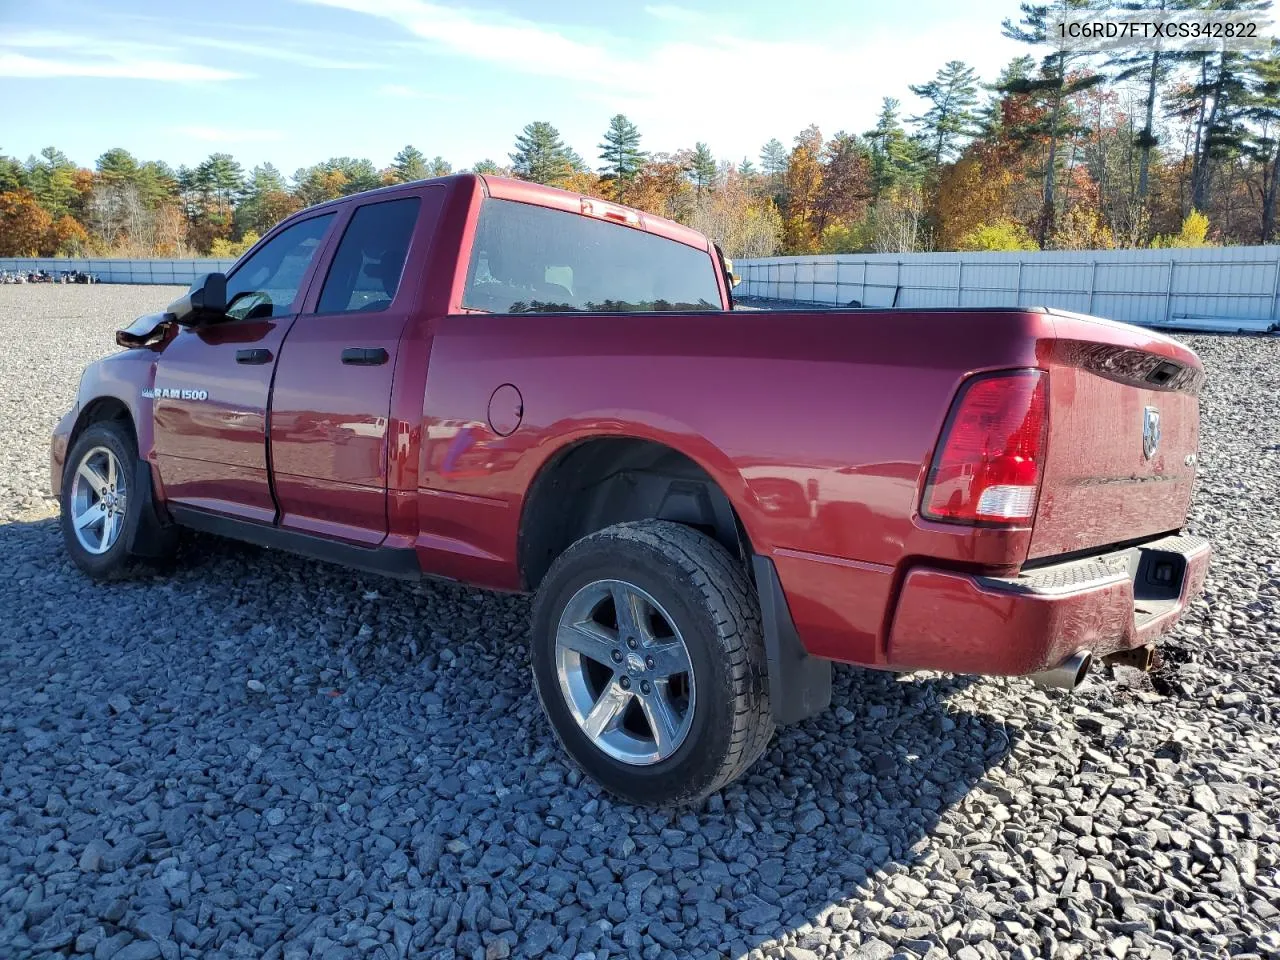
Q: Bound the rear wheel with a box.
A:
[531,520,773,806]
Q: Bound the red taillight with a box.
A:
[922,369,1049,525]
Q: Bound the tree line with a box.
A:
[2,0,1279,260]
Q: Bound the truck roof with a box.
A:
[479,176,712,252]
[299,172,712,253]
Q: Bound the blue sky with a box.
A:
[1,0,1026,175]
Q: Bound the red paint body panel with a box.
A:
[55,174,1212,680]
[887,535,1211,674]
[1031,312,1203,559]
[268,310,407,544]
[151,319,294,520]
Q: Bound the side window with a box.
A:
[224,213,335,320]
[316,197,421,314]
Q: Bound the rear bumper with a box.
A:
[886,532,1211,675]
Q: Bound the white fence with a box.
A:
[0,258,235,285]
[5,249,1279,332]
[736,246,1280,332]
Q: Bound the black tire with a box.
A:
[59,420,172,579]
[531,520,774,806]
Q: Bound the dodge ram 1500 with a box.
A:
[52,174,1210,805]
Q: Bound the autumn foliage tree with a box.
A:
[0,191,53,256]
[782,125,824,253]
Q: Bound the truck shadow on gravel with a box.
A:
[3,517,1024,958]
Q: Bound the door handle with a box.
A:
[236,348,272,364]
[341,347,389,366]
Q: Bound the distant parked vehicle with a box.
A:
[0,269,97,284]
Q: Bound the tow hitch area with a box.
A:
[1104,644,1159,672]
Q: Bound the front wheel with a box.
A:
[530,520,774,806]
[60,421,171,579]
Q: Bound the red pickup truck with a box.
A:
[51,174,1210,805]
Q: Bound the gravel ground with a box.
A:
[0,284,1277,960]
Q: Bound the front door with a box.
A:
[152,211,337,522]
[268,193,425,544]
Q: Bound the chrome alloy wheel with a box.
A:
[555,579,697,765]
[69,445,127,555]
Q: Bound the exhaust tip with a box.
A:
[1029,650,1093,691]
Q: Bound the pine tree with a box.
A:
[865,99,924,201]
[1247,42,1280,241]
[1168,28,1263,215]
[390,145,428,182]
[249,162,287,194]
[598,114,646,192]
[96,148,139,184]
[196,153,246,208]
[1106,0,1186,203]
[135,161,177,209]
[738,157,756,176]
[427,156,453,177]
[979,56,1037,137]
[236,163,294,234]
[1002,0,1106,245]
[510,122,577,186]
[338,158,382,194]
[759,139,787,179]
[688,142,717,200]
[472,159,502,175]
[0,150,24,192]
[26,147,79,220]
[909,61,981,166]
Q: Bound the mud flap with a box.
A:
[123,460,175,557]
[752,555,832,725]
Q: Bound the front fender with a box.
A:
[73,350,158,457]
[55,351,160,502]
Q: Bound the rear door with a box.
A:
[267,189,436,544]
[151,210,337,522]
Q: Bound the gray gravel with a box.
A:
[0,284,1277,960]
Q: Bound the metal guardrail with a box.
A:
[5,252,1278,333]
[735,248,1280,332]
[0,258,236,285]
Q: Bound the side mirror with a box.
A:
[167,272,228,327]
[729,272,742,288]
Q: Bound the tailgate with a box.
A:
[1029,311,1203,560]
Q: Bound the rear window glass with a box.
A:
[463,198,721,314]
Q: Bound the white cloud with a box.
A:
[183,36,380,70]
[0,32,245,82]
[299,1,1003,149]
[643,5,706,24]
[0,31,91,49]
[174,126,286,143]
[297,0,1022,163]
[304,0,624,84]
[0,51,243,82]
[378,83,455,100]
